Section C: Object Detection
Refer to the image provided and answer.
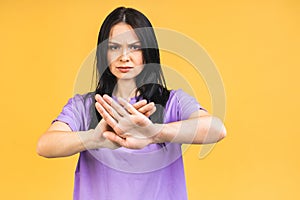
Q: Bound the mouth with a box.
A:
[116,66,133,73]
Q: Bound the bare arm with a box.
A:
[37,121,88,158]
[36,120,119,158]
[37,99,156,158]
[153,110,226,144]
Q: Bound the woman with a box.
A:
[37,7,226,200]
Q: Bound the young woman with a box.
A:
[37,7,226,200]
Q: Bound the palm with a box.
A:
[113,112,152,137]
[95,94,159,149]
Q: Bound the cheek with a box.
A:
[134,52,144,65]
[107,52,118,66]
[139,65,145,73]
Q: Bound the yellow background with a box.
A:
[1,0,299,199]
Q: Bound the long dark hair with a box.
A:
[89,7,170,129]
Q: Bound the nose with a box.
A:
[119,47,130,62]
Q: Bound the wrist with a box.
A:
[77,129,98,150]
[151,123,164,144]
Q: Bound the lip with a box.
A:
[116,66,133,73]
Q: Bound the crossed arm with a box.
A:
[95,94,226,149]
[37,95,226,158]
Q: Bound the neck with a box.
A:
[113,79,137,100]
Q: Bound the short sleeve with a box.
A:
[175,89,206,120]
[52,94,92,132]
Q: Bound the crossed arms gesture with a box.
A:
[94,94,226,150]
[37,94,226,158]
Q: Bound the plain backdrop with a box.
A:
[0,0,299,199]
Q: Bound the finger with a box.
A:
[137,102,155,115]
[149,104,157,116]
[103,132,127,147]
[133,99,147,110]
[95,94,112,113]
[102,132,122,149]
[103,94,129,117]
[95,94,102,102]
[95,102,118,128]
[117,97,139,115]
[144,109,155,118]
[96,94,122,120]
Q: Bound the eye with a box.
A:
[108,45,120,51]
[129,45,141,51]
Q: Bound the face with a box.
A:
[107,22,144,80]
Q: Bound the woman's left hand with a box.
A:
[95,94,162,148]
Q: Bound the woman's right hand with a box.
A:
[91,119,121,150]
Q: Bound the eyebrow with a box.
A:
[108,40,141,45]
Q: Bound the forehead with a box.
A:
[109,23,140,43]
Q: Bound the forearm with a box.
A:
[153,116,226,144]
[37,130,95,158]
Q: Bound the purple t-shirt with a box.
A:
[54,89,203,200]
